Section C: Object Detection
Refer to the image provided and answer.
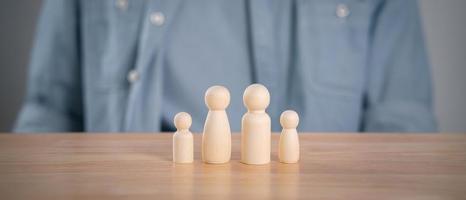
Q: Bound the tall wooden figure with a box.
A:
[173,112,194,164]
[241,84,271,165]
[202,86,231,164]
[279,110,300,163]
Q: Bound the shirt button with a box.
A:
[336,4,350,19]
[150,12,165,26]
[127,70,140,83]
[116,0,128,11]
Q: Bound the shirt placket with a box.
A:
[249,0,281,130]
[123,0,182,132]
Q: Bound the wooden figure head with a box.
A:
[280,110,299,129]
[243,84,270,112]
[174,112,192,131]
[205,85,231,110]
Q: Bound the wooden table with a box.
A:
[0,133,465,200]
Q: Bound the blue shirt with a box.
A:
[14,0,437,133]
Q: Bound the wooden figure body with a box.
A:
[202,86,231,164]
[241,84,271,165]
[279,110,300,164]
[173,112,194,164]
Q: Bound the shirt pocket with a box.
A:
[298,0,373,97]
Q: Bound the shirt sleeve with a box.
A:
[362,0,437,132]
[14,0,83,132]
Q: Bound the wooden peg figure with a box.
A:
[279,110,300,163]
[202,86,231,164]
[241,84,271,165]
[173,112,194,164]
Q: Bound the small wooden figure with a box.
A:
[279,110,300,164]
[173,112,194,164]
[241,84,271,165]
[202,86,232,164]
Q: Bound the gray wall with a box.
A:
[419,0,466,132]
[0,0,42,132]
[0,0,465,132]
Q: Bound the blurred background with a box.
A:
[0,0,465,133]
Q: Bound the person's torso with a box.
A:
[78,0,378,132]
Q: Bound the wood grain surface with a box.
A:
[0,133,465,200]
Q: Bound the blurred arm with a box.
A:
[362,0,437,132]
[14,0,83,132]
